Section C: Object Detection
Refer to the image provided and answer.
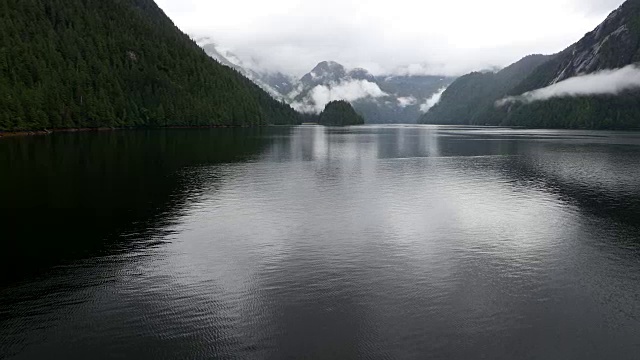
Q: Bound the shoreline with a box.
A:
[2,124,640,138]
[0,125,261,138]
[0,127,118,138]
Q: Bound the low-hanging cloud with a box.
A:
[292,80,387,113]
[497,64,640,107]
[397,96,418,108]
[420,87,447,113]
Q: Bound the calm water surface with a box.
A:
[1,126,640,359]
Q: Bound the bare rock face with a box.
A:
[550,1,640,84]
[300,61,348,89]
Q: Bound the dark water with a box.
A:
[1,126,640,359]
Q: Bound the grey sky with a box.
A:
[155,0,625,76]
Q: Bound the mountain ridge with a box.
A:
[290,60,455,123]
[198,41,455,124]
[421,0,640,129]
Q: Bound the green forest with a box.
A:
[420,55,550,126]
[496,92,640,129]
[0,0,301,131]
[318,101,365,126]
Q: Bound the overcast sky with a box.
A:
[155,0,625,76]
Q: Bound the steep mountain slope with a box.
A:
[298,61,349,91]
[199,41,295,101]
[420,54,551,125]
[0,0,300,131]
[261,72,297,96]
[520,1,640,90]
[422,0,640,129]
[495,0,640,129]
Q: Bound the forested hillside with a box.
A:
[0,0,300,131]
[498,94,640,129]
[419,55,550,125]
[421,0,640,129]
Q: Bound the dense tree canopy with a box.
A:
[0,0,301,131]
[497,92,640,129]
[419,55,550,125]
[318,101,365,126]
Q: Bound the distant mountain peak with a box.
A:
[313,61,344,71]
[193,47,455,123]
[301,61,347,85]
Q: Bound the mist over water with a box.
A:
[1,126,640,359]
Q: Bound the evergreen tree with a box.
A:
[0,0,302,131]
[318,101,365,126]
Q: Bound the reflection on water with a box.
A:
[1,126,640,359]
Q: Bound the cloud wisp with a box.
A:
[397,96,418,108]
[156,0,624,77]
[497,64,640,107]
[420,87,448,113]
[293,80,387,113]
